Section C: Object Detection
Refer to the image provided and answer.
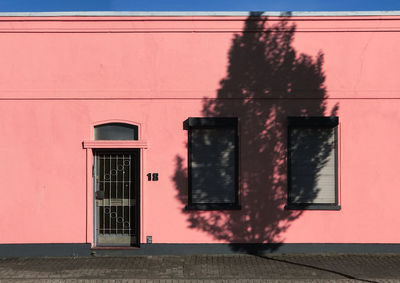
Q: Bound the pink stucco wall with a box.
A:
[0,14,400,245]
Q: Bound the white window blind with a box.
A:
[288,120,337,206]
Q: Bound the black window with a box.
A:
[185,117,240,210]
[286,117,340,210]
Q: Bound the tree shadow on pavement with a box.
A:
[260,255,379,283]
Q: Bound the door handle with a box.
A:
[96,191,104,200]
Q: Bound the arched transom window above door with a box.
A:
[83,120,147,149]
[94,123,138,140]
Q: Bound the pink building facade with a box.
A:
[1,11,400,256]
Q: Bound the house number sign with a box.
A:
[147,173,159,181]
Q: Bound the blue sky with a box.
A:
[0,0,400,12]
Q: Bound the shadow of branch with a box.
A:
[258,255,379,283]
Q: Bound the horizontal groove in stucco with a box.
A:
[1,97,400,101]
[0,14,400,33]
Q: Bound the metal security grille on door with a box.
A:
[94,150,139,246]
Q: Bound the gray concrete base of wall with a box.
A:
[0,243,91,257]
[2,243,400,257]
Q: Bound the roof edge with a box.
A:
[0,11,400,17]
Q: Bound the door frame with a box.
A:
[93,148,140,247]
[83,141,147,248]
[83,119,147,248]
[83,135,147,248]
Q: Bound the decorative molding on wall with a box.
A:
[83,140,148,149]
[0,11,400,17]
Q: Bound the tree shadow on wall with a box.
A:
[173,13,339,254]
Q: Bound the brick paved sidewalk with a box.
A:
[0,254,400,282]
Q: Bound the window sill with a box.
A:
[186,203,241,211]
[285,204,341,210]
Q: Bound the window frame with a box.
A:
[94,122,139,141]
[185,117,241,211]
[285,116,341,211]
